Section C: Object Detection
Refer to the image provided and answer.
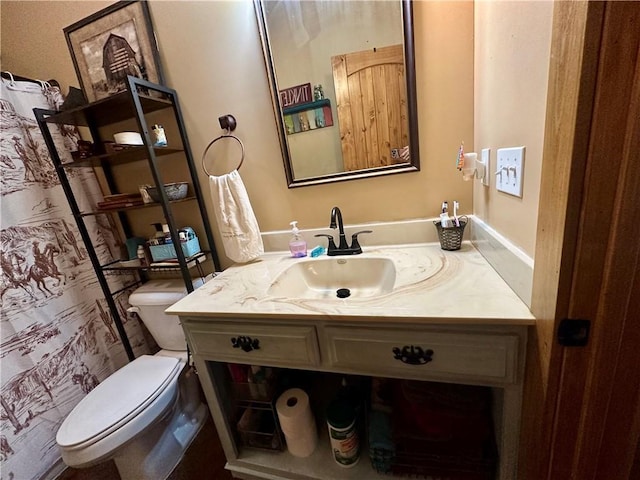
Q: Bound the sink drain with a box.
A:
[336,288,351,298]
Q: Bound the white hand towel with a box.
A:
[209,170,264,263]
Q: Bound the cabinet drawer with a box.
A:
[183,320,320,367]
[324,326,519,385]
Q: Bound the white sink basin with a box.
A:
[268,257,396,299]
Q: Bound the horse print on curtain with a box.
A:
[0,77,150,480]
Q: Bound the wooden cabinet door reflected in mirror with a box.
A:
[332,44,409,171]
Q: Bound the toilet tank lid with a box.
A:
[129,277,206,306]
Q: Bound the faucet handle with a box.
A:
[350,230,373,254]
[314,234,337,254]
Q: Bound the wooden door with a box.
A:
[522,2,640,479]
[332,44,408,171]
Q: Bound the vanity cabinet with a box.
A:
[181,316,527,480]
[34,76,219,361]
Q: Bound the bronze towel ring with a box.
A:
[201,134,245,176]
[201,114,245,176]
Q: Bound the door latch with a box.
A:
[557,318,591,347]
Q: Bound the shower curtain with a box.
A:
[0,77,150,479]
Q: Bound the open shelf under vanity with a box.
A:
[210,362,502,480]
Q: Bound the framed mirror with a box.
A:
[255,0,419,188]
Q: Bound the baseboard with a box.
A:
[470,217,534,308]
[41,459,67,480]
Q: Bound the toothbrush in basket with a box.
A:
[453,201,460,227]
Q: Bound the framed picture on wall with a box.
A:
[64,0,164,103]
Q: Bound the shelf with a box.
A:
[102,252,209,272]
[34,76,220,363]
[61,146,183,168]
[282,98,331,115]
[43,92,173,128]
[81,196,196,216]
[282,99,333,135]
[232,427,386,480]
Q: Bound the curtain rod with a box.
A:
[1,71,59,87]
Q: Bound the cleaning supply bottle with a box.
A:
[162,223,172,244]
[288,221,307,258]
[326,378,361,468]
[136,245,148,266]
[150,223,165,245]
[440,201,453,228]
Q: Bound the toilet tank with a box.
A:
[128,277,206,351]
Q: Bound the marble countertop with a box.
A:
[166,242,535,326]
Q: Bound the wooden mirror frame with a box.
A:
[254,0,420,188]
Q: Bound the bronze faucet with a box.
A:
[315,207,372,256]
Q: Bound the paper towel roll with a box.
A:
[276,388,318,457]
[283,430,317,458]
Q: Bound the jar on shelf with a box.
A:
[136,245,148,266]
[152,124,167,147]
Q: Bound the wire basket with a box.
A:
[434,216,468,251]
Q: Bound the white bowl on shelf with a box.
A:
[114,132,143,145]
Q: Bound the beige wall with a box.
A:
[473,0,553,257]
[1,0,473,269]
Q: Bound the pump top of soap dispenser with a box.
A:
[290,221,301,237]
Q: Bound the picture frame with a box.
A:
[64,0,164,103]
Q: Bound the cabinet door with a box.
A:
[183,319,320,368]
[324,325,520,385]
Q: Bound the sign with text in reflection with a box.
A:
[279,83,312,108]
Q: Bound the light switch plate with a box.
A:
[496,147,525,197]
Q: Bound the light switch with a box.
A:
[496,147,525,197]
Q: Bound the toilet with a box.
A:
[56,278,209,480]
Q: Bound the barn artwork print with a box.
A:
[64,1,163,102]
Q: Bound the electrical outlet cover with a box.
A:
[481,148,490,187]
[496,147,525,197]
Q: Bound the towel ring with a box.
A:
[2,71,16,86]
[201,133,245,176]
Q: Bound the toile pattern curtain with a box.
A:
[0,77,149,480]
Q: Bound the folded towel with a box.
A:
[209,170,264,263]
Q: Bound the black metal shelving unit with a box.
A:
[35,76,220,361]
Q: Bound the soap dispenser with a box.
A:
[288,221,307,258]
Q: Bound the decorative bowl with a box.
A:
[146,182,188,202]
[113,131,143,145]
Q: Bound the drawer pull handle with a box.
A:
[392,346,434,365]
[231,336,260,352]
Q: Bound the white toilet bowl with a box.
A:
[56,278,209,480]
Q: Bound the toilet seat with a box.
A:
[57,355,183,466]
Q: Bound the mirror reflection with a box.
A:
[256,0,420,187]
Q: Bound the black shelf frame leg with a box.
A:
[34,108,136,361]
